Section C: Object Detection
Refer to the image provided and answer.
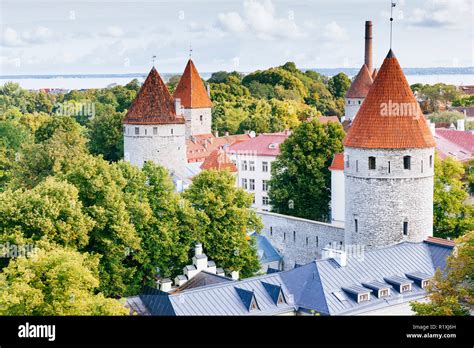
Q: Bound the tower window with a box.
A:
[403,221,408,236]
[358,100,361,105]
[355,219,358,233]
[316,236,319,247]
[171,128,174,135]
[388,161,391,173]
[356,160,359,172]
[421,160,424,173]
[153,127,158,135]
[199,115,203,122]
[368,157,376,170]
[403,156,411,170]
[346,155,350,168]
[293,231,296,242]
[134,127,139,135]
[429,155,433,168]
[348,100,351,105]
[306,237,308,246]
[270,226,273,236]
[145,128,147,135]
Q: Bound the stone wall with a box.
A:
[124,123,187,173]
[182,107,212,138]
[257,211,345,270]
[344,147,434,249]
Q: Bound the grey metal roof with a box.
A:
[176,275,187,280]
[384,275,414,286]
[172,271,233,292]
[342,285,373,295]
[133,241,452,316]
[194,254,207,260]
[185,265,196,271]
[207,260,216,267]
[426,243,452,271]
[252,232,283,265]
[362,280,393,291]
[406,271,431,281]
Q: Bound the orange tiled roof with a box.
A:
[200,148,237,172]
[124,67,185,125]
[173,59,212,109]
[345,64,374,99]
[187,133,251,163]
[344,50,436,149]
[424,236,455,248]
[329,153,344,171]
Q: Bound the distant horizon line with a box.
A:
[1,66,473,80]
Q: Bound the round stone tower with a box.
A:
[123,67,186,174]
[343,50,436,249]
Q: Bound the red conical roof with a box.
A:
[345,63,374,99]
[173,59,212,109]
[344,50,435,149]
[124,67,185,125]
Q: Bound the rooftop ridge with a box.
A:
[173,59,212,109]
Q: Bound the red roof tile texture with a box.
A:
[227,132,290,157]
[345,64,374,99]
[187,133,251,163]
[124,67,185,125]
[173,59,212,109]
[424,236,455,248]
[329,153,344,171]
[344,50,436,149]
[200,148,237,172]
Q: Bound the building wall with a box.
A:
[344,147,434,249]
[182,107,212,138]
[229,153,275,211]
[257,211,345,270]
[124,123,187,173]
[344,97,364,121]
[330,169,345,226]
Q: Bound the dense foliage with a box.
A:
[268,119,345,221]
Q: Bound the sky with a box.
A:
[0,0,473,75]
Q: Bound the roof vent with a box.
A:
[268,143,278,149]
[235,287,259,311]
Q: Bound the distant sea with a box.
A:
[1,67,473,90]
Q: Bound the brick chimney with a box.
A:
[364,21,373,73]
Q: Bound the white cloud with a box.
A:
[1,26,54,47]
[322,21,348,41]
[102,26,124,38]
[406,0,472,27]
[217,12,247,33]
[216,0,303,40]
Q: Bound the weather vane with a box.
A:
[189,45,193,58]
[390,0,396,49]
[152,55,157,66]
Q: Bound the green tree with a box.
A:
[411,232,473,316]
[268,119,345,221]
[184,169,262,278]
[433,156,474,239]
[328,73,351,99]
[88,107,124,161]
[427,111,465,125]
[0,243,128,315]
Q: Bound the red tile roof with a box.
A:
[124,67,184,125]
[186,133,251,163]
[449,106,474,118]
[460,85,474,95]
[307,116,340,124]
[173,59,212,109]
[200,148,237,172]
[345,64,374,99]
[227,131,291,157]
[424,236,455,248]
[329,153,344,171]
[344,50,436,149]
[435,129,474,162]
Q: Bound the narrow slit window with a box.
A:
[403,221,408,236]
[421,160,424,173]
[403,156,411,170]
[293,231,296,242]
[388,161,391,173]
[429,155,433,168]
[355,219,358,233]
[368,157,376,170]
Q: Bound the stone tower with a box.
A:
[343,50,436,249]
[173,59,212,138]
[123,67,187,174]
[344,21,377,122]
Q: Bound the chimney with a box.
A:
[224,131,229,136]
[364,21,373,73]
[194,243,203,256]
[427,120,436,136]
[457,119,465,131]
[214,131,219,138]
[230,270,239,280]
[322,246,347,267]
[160,278,172,292]
[175,98,182,116]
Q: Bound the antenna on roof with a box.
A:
[189,45,193,58]
[390,0,396,49]
[152,55,157,67]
